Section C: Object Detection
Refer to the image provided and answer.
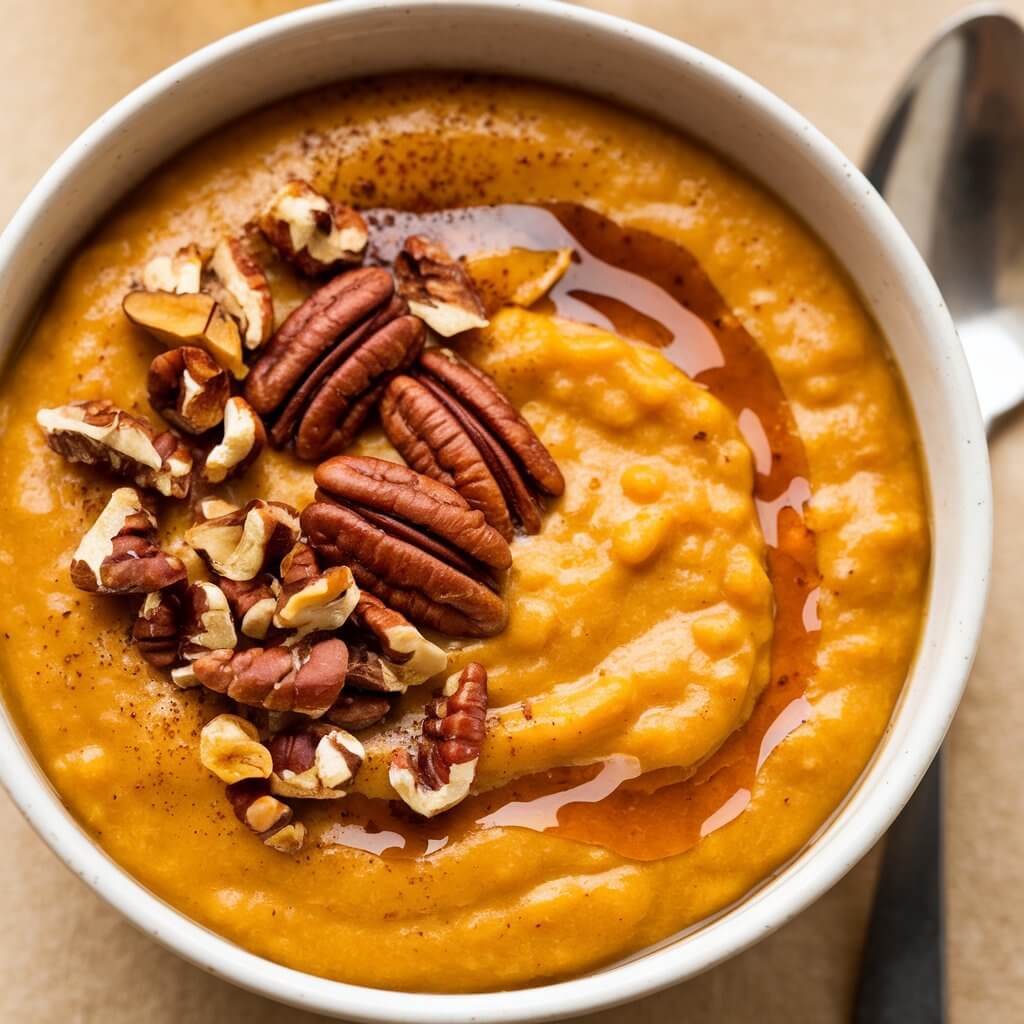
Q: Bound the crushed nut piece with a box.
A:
[257,179,368,275]
[348,592,447,690]
[389,662,488,817]
[70,487,186,594]
[192,636,348,717]
[274,545,360,639]
[37,400,192,499]
[226,778,303,851]
[219,575,281,640]
[394,235,489,336]
[147,346,230,435]
[207,236,274,350]
[132,588,183,666]
[200,713,273,784]
[463,246,573,313]
[142,244,203,295]
[180,580,238,659]
[266,724,364,799]
[122,289,247,379]
[202,396,267,484]
[185,499,300,581]
[324,692,392,730]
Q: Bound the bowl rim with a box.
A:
[0,1,991,1021]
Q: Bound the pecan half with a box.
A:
[185,499,300,581]
[273,544,360,639]
[388,663,488,818]
[226,778,305,852]
[381,348,563,538]
[200,713,273,784]
[70,488,186,594]
[201,396,266,484]
[192,636,348,717]
[266,723,364,799]
[304,456,509,637]
[132,588,183,666]
[37,400,192,499]
[245,268,425,460]
[180,580,238,661]
[142,244,203,295]
[219,575,280,641]
[324,692,393,731]
[394,235,488,337]
[147,346,230,435]
[257,179,368,275]
[122,289,247,379]
[207,236,274,350]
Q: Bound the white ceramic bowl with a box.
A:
[0,1,991,1020]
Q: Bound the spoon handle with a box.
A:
[852,753,946,1024]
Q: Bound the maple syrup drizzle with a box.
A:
[322,203,820,862]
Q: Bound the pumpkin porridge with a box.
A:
[0,75,928,992]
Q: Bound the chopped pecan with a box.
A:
[324,691,393,731]
[389,662,488,818]
[180,580,238,661]
[257,179,368,276]
[207,236,274,350]
[70,487,186,594]
[394,235,488,336]
[245,268,424,460]
[147,346,230,435]
[142,244,204,295]
[200,713,273,784]
[226,778,305,852]
[201,397,266,484]
[266,723,364,799]
[192,636,348,717]
[346,592,447,691]
[219,574,280,640]
[122,289,247,379]
[185,499,300,581]
[381,348,563,538]
[132,588,183,666]
[304,456,509,637]
[273,545,360,638]
[37,400,192,499]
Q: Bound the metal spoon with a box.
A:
[855,8,1024,1022]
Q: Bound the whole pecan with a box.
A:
[380,348,563,539]
[147,346,230,435]
[394,235,488,337]
[244,267,425,460]
[191,636,348,717]
[303,456,509,637]
[70,488,186,595]
[388,662,488,817]
[37,400,192,499]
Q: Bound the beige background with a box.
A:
[1,1,1021,1020]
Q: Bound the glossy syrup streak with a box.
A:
[320,202,820,861]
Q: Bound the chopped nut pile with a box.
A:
[36,177,568,853]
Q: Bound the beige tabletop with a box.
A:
[1,1,1021,1021]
